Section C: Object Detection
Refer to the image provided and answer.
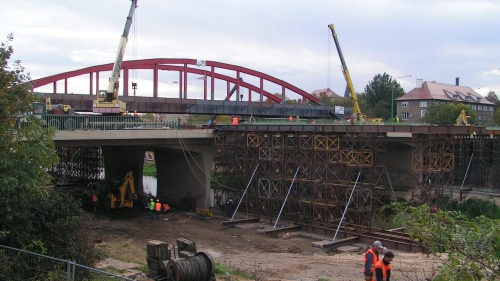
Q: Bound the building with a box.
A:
[310,88,341,99]
[395,79,495,125]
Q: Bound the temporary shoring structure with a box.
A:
[213,129,389,232]
[51,146,104,183]
[213,128,500,231]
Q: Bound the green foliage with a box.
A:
[214,262,253,280]
[453,198,500,219]
[388,202,500,280]
[422,102,477,125]
[363,73,406,120]
[187,114,231,125]
[486,91,499,106]
[143,162,157,177]
[0,34,102,267]
[494,108,500,126]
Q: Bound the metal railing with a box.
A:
[19,114,181,131]
[0,244,134,281]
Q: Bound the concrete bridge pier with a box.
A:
[102,146,146,197]
[155,145,215,210]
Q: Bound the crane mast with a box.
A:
[328,24,363,121]
[93,0,138,114]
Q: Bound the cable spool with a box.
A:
[166,252,214,281]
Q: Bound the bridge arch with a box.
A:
[31,58,321,105]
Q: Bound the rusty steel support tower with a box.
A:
[213,126,500,231]
[51,146,104,183]
[213,129,389,231]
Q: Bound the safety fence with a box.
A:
[0,244,134,281]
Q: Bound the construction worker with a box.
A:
[375,251,394,281]
[363,241,384,281]
[231,116,239,125]
[155,199,162,220]
[91,193,98,213]
[149,199,155,220]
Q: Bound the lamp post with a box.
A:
[391,75,412,121]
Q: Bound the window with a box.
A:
[419,101,427,108]
[401,102,409,108]
[490,106,493,112]
[478,105,482,111]
[402,112,409,120]
[421,110,428,118]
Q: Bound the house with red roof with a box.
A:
[395,79,495,125]
[310,88,341,99]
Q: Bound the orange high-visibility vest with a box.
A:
[375,259,391,279]
[155,202,162,211]
[363,248,379,275]
[91,194,98,202]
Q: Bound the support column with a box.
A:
[155,145,214,210]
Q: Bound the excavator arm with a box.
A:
[119,171,136,207]
[328,24,363,121]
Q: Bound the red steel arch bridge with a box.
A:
[31,58,343,119]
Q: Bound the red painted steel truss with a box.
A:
[30,58,320,105]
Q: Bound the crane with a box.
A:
[328,23,363,121]
[93,0,138,114]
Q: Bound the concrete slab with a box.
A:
[234,223,264,230]
[311,240,333,248]
[337,245,361,253]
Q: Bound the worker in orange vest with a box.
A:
[231,116,239,125]
[155,199,162,220]
[375,251,394,281]
[363,241,384,281]
[91,194,98,212]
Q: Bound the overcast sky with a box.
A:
[2,0,499,101]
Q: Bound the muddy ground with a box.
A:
[90,207,440,281]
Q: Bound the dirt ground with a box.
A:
[90,208,440,281]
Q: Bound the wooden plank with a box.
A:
[312,236,359,249]
[221,217,259,226]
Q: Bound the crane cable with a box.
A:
[167,253,213,281]
[175,129,244,192]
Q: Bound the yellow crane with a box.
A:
[93,0,138,114]
[328,24,363,121]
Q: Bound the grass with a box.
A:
[143,162,157,177]
[214,262,254,280]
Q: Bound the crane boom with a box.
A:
[328,24,362,121]
[93,0,138,114]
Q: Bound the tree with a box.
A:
[364,73,406,120]
[389,203,500,281]
[422,102,477,125]
[0,34,101,267]
[486,91,499,106]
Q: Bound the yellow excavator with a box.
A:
[455,109,470,126]
[108,171,137,208]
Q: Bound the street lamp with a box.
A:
[391,75,412,121]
